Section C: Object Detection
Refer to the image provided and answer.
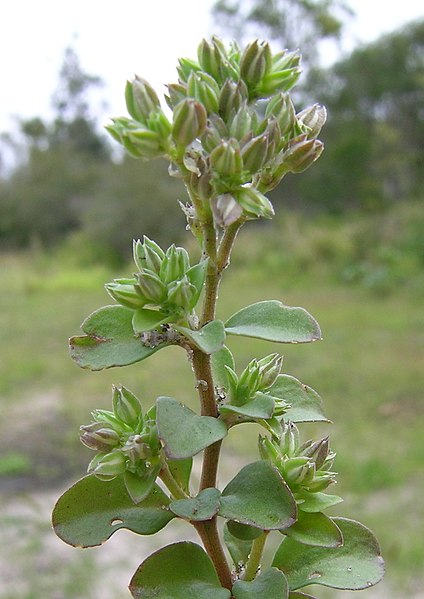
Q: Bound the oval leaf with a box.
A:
[156,396,227,459]
[219,393,275,421]
[168,458,193,494]
[284,511,343,548]
[296,490,343,514]
[224,522,254,567]
[69,305,164,370]
[170,488,221,521]
[233,568,289,599]
[219,461,297,530]
[52,475,174,548]
[123,465,161,504]
[211,346,235,390]
[272,517,385,591]
[175,320,226,354]
[129,541,232,599]
[132,308,171,333]
[227,520,264,541]
[268,375,329,423]
[225,301,321,344]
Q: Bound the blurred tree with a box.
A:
[212,0,353,67]
[294,19,424,211]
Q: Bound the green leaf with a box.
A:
[211,346,235,389]
[69,306,163,371]
[175,320,226,353]
[225,301,321,344]
[272,517,385,591]
[219,393,275,421]
[186,260,208,306]
[297,490,343,514]
[289,593,317,598]
[284,511,343,548]
[233,568,289,599]
[227,520,263,541]
[168,458,193,494]
[170,488,221,521]
[129,541,232,599]
[219,461,297,530]
[52,475,174,547]
[156,396,227,459]
[268,375,329,423]
[224,522,253,566]
[123,465,161,504]
[132,308,171,333]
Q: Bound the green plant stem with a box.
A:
[159,462,189,500]
[243,531,269,582]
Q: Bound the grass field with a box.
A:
[1,211,423,597]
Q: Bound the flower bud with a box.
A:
[259,66,301,97]
[88,449,126,479]
[172,98,207,147]
[240,40,272,90]
[258,435,280,463]
[197,38,222,82]
[211,193,243,228]
[210,139,243,179]
[165,83,187,109]
[219,80,248,123]
[234,186,275,219]
[177,57,201,83]
[202,114,229,153]
[280,422,300,456]
[306,472,336,492]
[125,76,161,123]
[121,434,153,463]
[124,127,163,159]
[112,385,142,429]
[160,245,190,284]
[241,134,269,173]
[80,423,120,452]
[280,138,324,174]
[229,105,253,140]
[91,409,127,432]
[284,456,312,485]
[265,93,296,137]
[136,271,167,304]
[300,436,330,470]
[187,71,220,114]
[257,353,283,390]
[296,104,327,139]
[105,279,147,310]
[133,237,164,274]
[167,276,197,310]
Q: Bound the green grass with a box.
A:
[0,211,423,597]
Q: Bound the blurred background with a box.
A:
[0,1,423,597]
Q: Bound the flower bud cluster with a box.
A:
[107,36,326,226]
[224,353,287,414]
[106,76,172,160]
[105,236,206,323]
[259,422,337,495]
[80,386,161,481]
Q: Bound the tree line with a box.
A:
[0,12,422,262]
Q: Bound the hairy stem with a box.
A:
[243,531,269,582]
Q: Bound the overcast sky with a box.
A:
[1,0,423,132]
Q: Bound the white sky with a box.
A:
[1,0,423,132]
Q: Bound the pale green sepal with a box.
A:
[129,542,232,599]
[297,490,343,513]
[211,346,235,390]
